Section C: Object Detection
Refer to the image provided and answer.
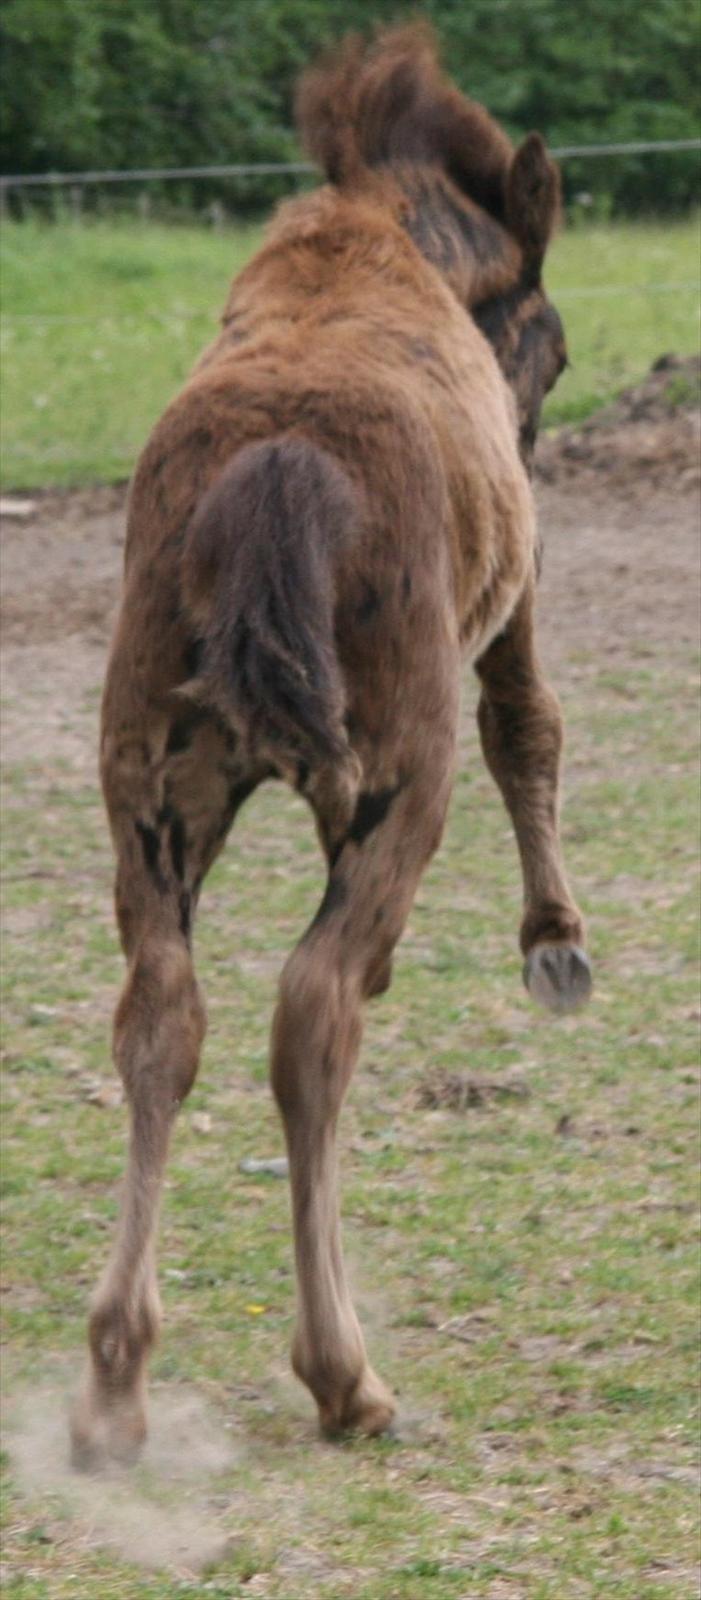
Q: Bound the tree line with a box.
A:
[1,0,698,213]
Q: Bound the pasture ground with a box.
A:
[1,364,700,1597]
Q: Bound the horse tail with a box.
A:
[181,434,362,803]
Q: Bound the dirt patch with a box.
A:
[535,367,699,682]
[0,484,126,646]
[537,353,700,497]
[1,360,698,783]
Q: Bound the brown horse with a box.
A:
[71,22,591,1467]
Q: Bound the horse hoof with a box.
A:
[523,943,592,1014]
[70,1430,105,1474]
[70,1419,146,1473]
[318,1367,398,1439]
[69,1389,147,1473]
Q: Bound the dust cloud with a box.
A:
[5,1367,238,1574]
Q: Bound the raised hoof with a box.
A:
[524,942,592,1014]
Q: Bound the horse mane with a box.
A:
[296,21,514,224]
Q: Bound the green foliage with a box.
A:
[1,0,699,212]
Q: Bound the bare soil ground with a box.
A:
[2,357,699,774]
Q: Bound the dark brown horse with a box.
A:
[71,22,591,1467]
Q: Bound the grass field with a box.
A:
[0,213,699,489]
[2,461,699,1593]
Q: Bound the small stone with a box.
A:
[239,1156,288,1179]
[191,1111,212,1135]
[85,1081,123,1109]
[0,498,37,518]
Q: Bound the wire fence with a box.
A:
[2,137,698,234]
[1,139,699,190]
[2,140,698,328]
[2,140,698,484]
[0,162,315,191]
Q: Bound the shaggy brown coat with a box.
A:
[72,23,590,1466]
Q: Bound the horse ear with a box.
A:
[506,132,560,277]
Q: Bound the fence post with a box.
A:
[49,174,61,224]
[207,199,226,231]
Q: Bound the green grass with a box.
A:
[0,218,262,489]
[0,213,699,488]
[545,215,701,423]
[2,651,699,1595]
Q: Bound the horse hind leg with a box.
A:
[272,726,457,1437]
[71,708,257,1469]
[71,932,205,1469]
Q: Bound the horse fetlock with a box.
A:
[291,1321,396,1436]
[71,1288,156,1471]
[520,900,584,955]
[316,1365,398,1438]
[88,1292,159,1391]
